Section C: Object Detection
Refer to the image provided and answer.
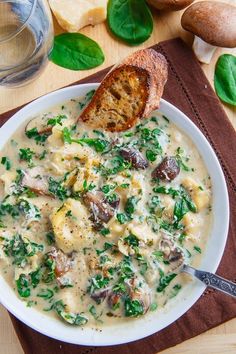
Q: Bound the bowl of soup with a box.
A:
[0,83,229,345]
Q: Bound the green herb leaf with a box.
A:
[146,150,157,162]
[125,196,137,215]
[37,288,54,299]
[25,127,49,144]
[214,54,236,106]
[48,177,69,201]
[1,156,11,170]
[53,300,88,325]
[16,274,31,298]
[157,273,177,292]
[87,274,110,294]
[124,297,144,317]
[50,33,105,70]
[107,0,153,45]
[170,284,182,298]
[47,114,67,127]
[194,245,202,254]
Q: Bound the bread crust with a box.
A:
[79,48,168,132]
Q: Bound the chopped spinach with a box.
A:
[53,300,88,325]
[3,234,44,267]
[87,274,110,294]
[124,298,144,317]
[47,114,67,127]
[157,273,177,292]
[25,127,49,144]
[48,177,69,201]
[62,127,109,152]
[1,156,11,170]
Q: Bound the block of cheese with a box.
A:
[49,0,108,32]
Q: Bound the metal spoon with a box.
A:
[182,264,236,298]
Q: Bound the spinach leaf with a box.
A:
[125,196,137,215]
[48,177,69,201]
[157,273,177,292]
[107,0,153,45]
[19,148,35,164]
[25,127,49,144]
[47,114,67,127]
[170,284,182,298]
[53,300,88,325]
[62,127,109,152]
[37,288,54,299]
[124,297,144,317]
[214,54,236,106]
[3,234,44,267]
[87,274,110,294]
[50,33,105,70]
[173,198,189,225]
[16,274,31,298]
[1,156,11,170]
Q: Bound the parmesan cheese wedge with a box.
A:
[49,0,108,32]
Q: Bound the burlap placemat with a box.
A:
[1,38,236,353]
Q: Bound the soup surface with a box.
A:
[0,91,212,327]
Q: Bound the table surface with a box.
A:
[0,2,236,353]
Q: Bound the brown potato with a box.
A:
[147,0,194,11]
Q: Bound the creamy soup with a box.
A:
[0,90,212,327]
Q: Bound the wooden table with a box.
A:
[0,2,236,353]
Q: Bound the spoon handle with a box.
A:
[182,264,236,298]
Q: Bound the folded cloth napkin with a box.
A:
[1,38,236,354]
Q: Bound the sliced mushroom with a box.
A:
[83,191,118,227]
[91,288,111,304]
[21,167,51,196]
[47,247,73,286]
[119,147,148,169]
[147,0,194,11]
[159,236,184,271]
[152,156,180,181]
[181,1,236,64]
[108,292,122,309]
[25,118,52,136]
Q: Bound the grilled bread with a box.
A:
[79,49,168,132]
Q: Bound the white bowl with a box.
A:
[0,83,229,346]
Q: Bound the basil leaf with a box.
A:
[107,0,153,45]
[50,33,105,70]
[214,54,236,106]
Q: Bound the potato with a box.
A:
[182,177,210,210]
[50,198,93,253]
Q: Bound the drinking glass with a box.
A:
[0,0,54,87]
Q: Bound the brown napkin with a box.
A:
[1,38,236,354]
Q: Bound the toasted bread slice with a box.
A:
[79,49,168,132]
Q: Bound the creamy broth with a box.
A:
[0,90,212,327]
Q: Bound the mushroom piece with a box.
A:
[91,288,111,304]
[147,0,194,11]
[119,147,148,169]
[25,118,52,136]
[83,191,119,227]
[181,1,236,64]
[21,167,51,196]
[152,156,180,181]
[47,247,73,287]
